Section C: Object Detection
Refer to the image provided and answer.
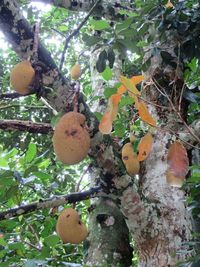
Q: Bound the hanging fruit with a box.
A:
[137,132,154,161]
[10,60,35,95]
[53,112,90,164]
[122,142,140,175]
[166,141,189,187]
[56,207,88,244]
[70,63,81,80]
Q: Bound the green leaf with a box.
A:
[50,112,63,128]
[114,121,126,138]
[25,143,37,163]
[38,159,51,168]
[0,249,7,259]
[117,39,137,52]
[5,185,19,200]
[24,165,38,177]
[0,171,14,186]
[119,96,134,108]
[4,148,18,160]
[0,158,8,168]
[8,242,25,251]
[33,171,52,182]
[83,85,92,96]
[107,48,115,69]
[44,234,60,247]
[94,112,102,122]
[115,18,134,34]
[101,66,112,81]
[0,237,7,246]
[187,172,200,183]
[96,50,107,73]
[82,34,102,47]
[188,58,198,72]
[41,246,51,258]
[90,19,110,31]
[0,170,14,179]
[58,25,68,32]
[133,139,140,153]
[104,87,117,99]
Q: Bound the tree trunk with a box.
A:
[119,32,194,266]
[84,48,133,266]
[85,197,132,267]
[121,132,192,266]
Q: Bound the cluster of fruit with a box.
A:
[10,60,144,244]
[10,61,88,244]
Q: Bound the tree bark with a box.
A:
[83,47,133,266]
[85,198,132,267]
[120,33,194,266]
[0,119,53,134]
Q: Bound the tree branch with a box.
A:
[59,0,101,70]
[32,0,125,21]
[0,92,27,99]
[0,119,53,134]
[0,186,101,221]
[0,0,98,129]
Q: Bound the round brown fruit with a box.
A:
[10,60,35,95]
[52,112,90,165]
[122,142,140,175]
[70,64,81,80]
[56,207,88,244]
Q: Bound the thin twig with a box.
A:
[51,28,65,37]
[40,97,58,115]
[28,224,41,250]
[76,165,91,193]
[152,78,200,144]
[73,165,91,209]
[59,0,101,70]
[80,183,91,192]
[23,240,42,251]
[127,88,169,109]
[178,83,185,113]
[167,128,200,150]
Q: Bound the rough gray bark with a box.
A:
[120,133,193,267]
